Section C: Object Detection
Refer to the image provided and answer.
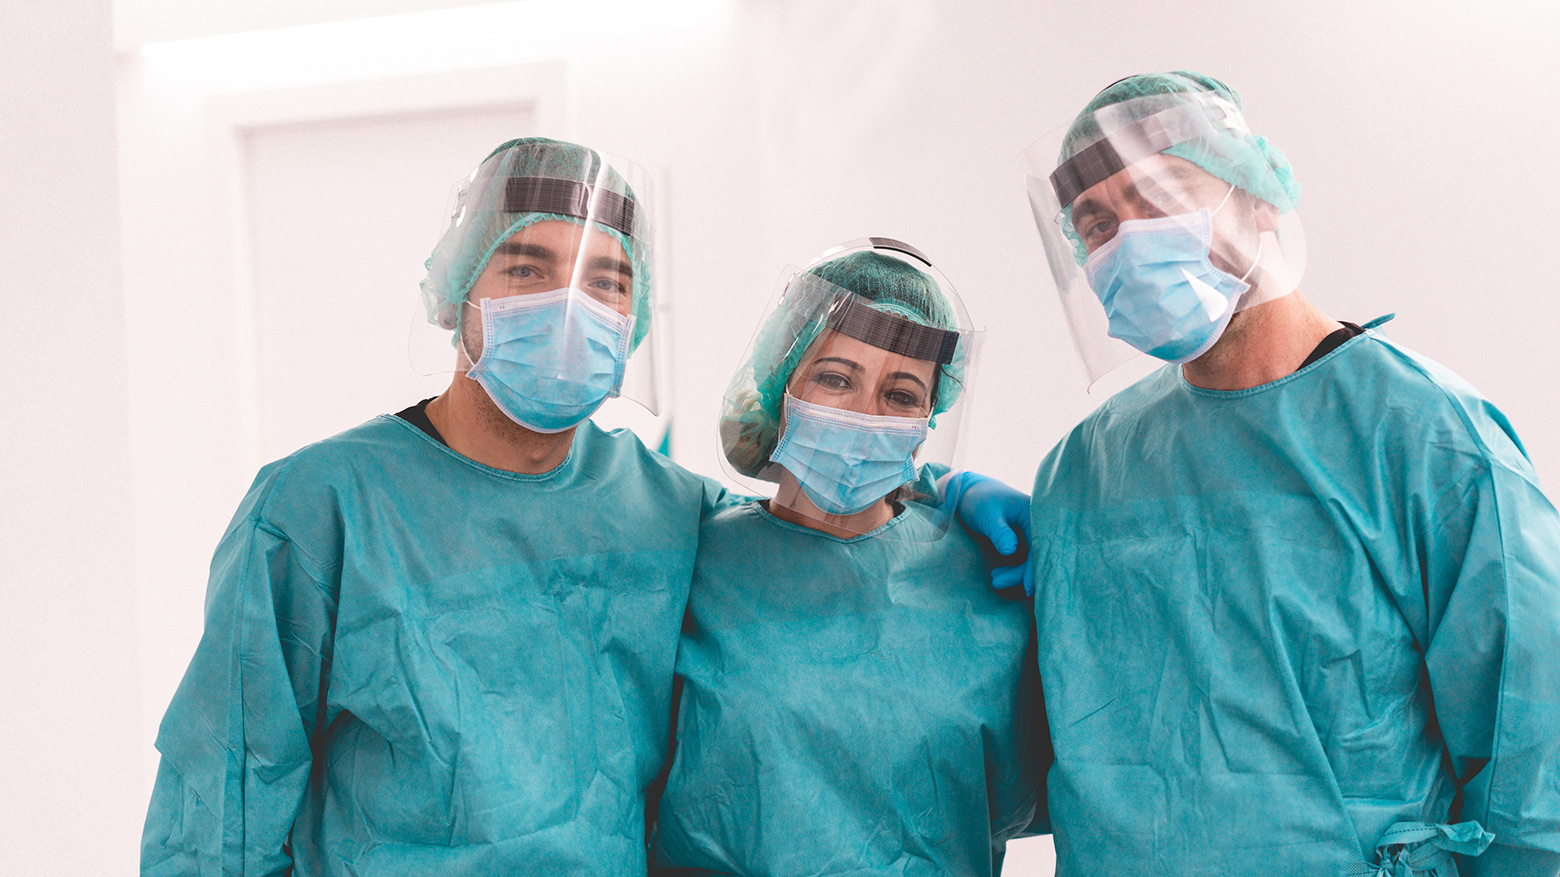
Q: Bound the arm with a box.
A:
[1416,448,1560,876]
[141,503,338,876]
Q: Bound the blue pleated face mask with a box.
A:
[465,287,634,433]
[1083,186,1258,363]
[769,393,929,517]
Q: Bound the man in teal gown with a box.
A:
[139,138,729,875]
[1021,73,1560,876]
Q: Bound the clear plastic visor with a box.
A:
[410,154,661,423]
[718,239,982,541]
[1021,91,1306,386]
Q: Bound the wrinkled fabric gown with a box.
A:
[143,419,726,876]
[653,501,1046,876]
[1030,326,1560,876]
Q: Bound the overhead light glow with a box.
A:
[136,0,735,93]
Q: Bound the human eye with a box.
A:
[503,263,541,280]
[884,387,927,412]
[811,370,852,393]
[589,275,627,295]
[1079,215,1118,248]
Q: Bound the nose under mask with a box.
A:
[1083,185,1261,364]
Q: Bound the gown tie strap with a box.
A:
[1346,820,1495,877]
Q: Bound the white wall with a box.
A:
[112,0,497,48]
[0,0,144,873]
[5,0,1557,873]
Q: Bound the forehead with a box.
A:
[1071,152,1223,210]
[797,329,938,379]
[499,218,627,261]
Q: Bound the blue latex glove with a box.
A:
[945,471,1034,596]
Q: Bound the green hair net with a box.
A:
[1058,71,1301,264]
[720,249,968,478]
[420,137,653,349]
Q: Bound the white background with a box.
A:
[3,0,1558,873]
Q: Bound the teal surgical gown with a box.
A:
[1030,325,1560,876]
[142,417,727,876]
[651,501,1047,876]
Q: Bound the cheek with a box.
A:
[457,310,487,361]
[790,382,831,406]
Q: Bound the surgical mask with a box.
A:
[769,393,928,517]
[1083,186,1259,363]
[465,287,633,433]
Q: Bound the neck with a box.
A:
[1181,290,1341,391]
[768,475,894,539]
[426,375,576,474]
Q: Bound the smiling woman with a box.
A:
[649,238,1044,877]
[717,237,980,540]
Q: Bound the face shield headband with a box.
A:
[1049,91,1251,209]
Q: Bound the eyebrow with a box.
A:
[494,241,557,260]
[1156,164,1201,182]
[1072,195,1107,221]
[493,241,633,278]
[886,371,930,393]
[812,357,931,393]
[812,356,863,372]
[588,255,633,278]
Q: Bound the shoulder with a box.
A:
[1067,366,1180,446]
[1034,366,1177,487]
[207,416,426,588]
[696,501,771,546]
[573,422,716,502]
[243,416,429,514]
[1340,334,1534,476]
[223,416,432,553]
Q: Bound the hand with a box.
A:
[945,472,1035,596]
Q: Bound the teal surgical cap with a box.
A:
[1058,71,1301,263]
[721,249,968,477]
[420,137,653,350]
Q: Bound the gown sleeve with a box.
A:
[1413,408,1560,877]
[141,493,339,877]
[698,474,744,518]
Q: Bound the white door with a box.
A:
[244,105,534,459]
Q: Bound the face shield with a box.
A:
[410,138,659,432]
[718,238,982,541]
[1021,78,1307,385]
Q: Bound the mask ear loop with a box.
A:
[1209,183,1263,284]
[1237,239,1264,284]
[1209,183,1237,217]
[458,299,485,371]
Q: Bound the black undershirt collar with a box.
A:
[1298,321,1365,370]
[394,398,447,446]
